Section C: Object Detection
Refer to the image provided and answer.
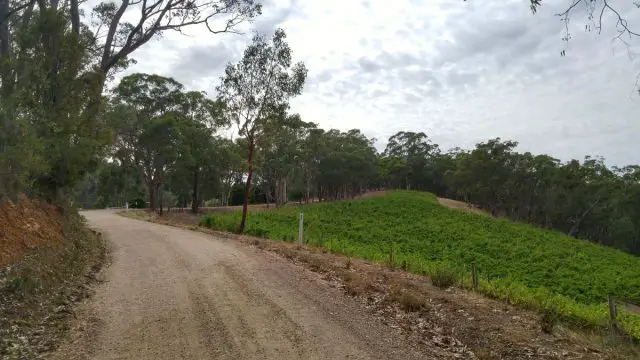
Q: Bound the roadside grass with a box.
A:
[0,210,107,358]
[199,190,640,340]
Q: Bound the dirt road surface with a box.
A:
[50,211,430,360]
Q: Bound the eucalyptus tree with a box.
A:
[217,28,307,232]
[258,111,311,207]
[110,73,196,211]
[382,131,439,191]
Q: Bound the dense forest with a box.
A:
[0,0,638,256]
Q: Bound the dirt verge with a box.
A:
[437,197,488,216]
[0,201,107,360]
[0,196,65,267]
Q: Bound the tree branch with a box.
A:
[101,0,130,71]
[555,0,640,56]
[2,0,35,23]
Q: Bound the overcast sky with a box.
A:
[111,0,640,166]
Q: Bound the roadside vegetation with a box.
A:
[0,199,106,358]
[200,191,640,339]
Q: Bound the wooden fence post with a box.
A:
[472,263,478,291]
[298,213,304,244]
[608,295,618,331]
[389,244,394,268]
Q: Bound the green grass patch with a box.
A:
[200,190,640,339]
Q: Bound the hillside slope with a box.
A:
[201,191,640,337]
[0,196,65,267]
[0,198,106,358]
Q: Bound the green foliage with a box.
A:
[382,131,439,191]
[201,191,640,338]
[0,9,111,200]
[110,73,226,212]
[130,198,147,209]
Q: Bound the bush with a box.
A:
[388,287,427,312]
[431,267,458,289]
[129,198,146,208]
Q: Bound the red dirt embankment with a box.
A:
[0,196,64,267]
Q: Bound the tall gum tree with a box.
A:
[216,28,307,233]
[111,73,185,211]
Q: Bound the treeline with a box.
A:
[378,134,640,256]
[80,83,640,256]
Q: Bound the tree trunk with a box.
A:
[0,0,11,96]
[70,0,80,35]
[283,179,287,205]
[568,197,601,237]
[191,168,199,214]
[305,174,310,204]
[265,181,272,208]
[148,182,157,211]
[275,178,287,207]
[238,140,255,233]
[223,190,228,206]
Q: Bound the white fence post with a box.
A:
[298,213,304,244]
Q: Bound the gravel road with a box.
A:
[50,210,428,360]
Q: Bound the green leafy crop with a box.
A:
[201,191,640,338]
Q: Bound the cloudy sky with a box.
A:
[113,0,640,166]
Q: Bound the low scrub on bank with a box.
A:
[200,191,640,339]
[0,199,106,358]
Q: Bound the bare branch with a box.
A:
[100,1,260,75]
[555,0,640,56]
[1,0,36,23]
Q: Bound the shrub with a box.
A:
[431,267,458,289]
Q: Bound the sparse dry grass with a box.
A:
[437,197,488,216]
[387,287,428,312]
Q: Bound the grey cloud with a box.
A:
[357,57,384,73]
[398,69,440,88]
[445,69,479,88]
[433,19,536,67]
[334,79,360,98]
[414,86,440,98]
[369,89,386,98]
[168,0,305,87]
[304,69,335,91]
[252,0,300,35]
[403,92,422,104]
[315,70,334,83]
[169,42,239,87]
